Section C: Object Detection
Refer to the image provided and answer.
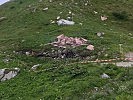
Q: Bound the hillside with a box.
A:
[0,0,133,100]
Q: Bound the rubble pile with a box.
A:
[51,34,94,50]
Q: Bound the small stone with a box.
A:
[39,0,42,2]
[43,7,48,11]
[101,16,108,21]
[31,64,41,71]
[94,11,98,14]
[49,0,52,2]
[101,73,110,78]
[56,16,60,20]
[97,32,105,37]
[0,17,7,22]
[25,52,30,56]
[57,19,75,25]
[86,45,94,51]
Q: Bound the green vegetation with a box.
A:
[0,0,133,99]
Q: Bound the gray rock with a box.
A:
[0,68,20,82]
[101,73,110,79]
[116,62,133,67]
[31,64,41,71]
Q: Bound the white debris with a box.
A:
[57,19,75,25]
[0,68,20,82]
[43,7,48,11]
[101,73,110,79]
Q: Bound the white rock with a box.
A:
[31,64,41,71]
[94,11,98,14]
[85,3,88,6]
[101,16,108,21]
[0,68,20,82]
[86,45,94,51]
[101,73,110,78]
[43,7,48,11]
[57,19,75,25]
[0,17,6,21]
[97,32,105,37]
[69,11,72,14]
[56,16,60,20]
[25,52,30,56]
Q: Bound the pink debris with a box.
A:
[52,34,90,48]
[86,45,94,51]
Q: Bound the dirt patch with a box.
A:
[15,45,97,59]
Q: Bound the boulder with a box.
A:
[57,19,75,25]
[0,68,20,82]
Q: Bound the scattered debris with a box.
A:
[101,15,108,21]
[101,73,110,79]
[0,68,20,82]
[57,19,75,25]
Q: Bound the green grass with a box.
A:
[0,0,133,99]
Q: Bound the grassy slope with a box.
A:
[0,0,133,100]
